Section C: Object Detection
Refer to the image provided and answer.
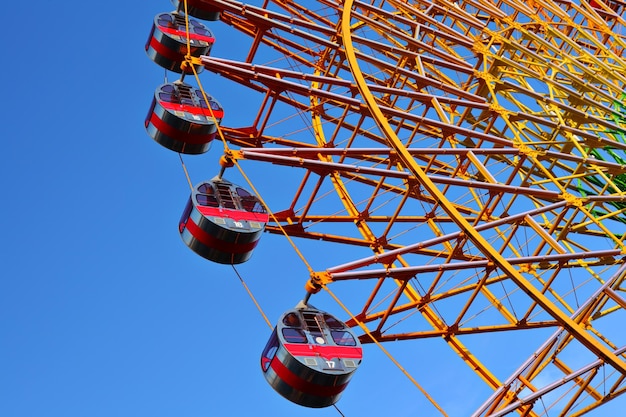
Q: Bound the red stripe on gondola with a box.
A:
[185,217,260,254]
[270,357,348,398]
[159,100,224,119]
[159,26,215,43]
[197,206,269,223]
[284,343,363,361]
[149,113,216,145]
[148,36,186,63]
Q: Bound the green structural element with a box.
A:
[577,93,626,224]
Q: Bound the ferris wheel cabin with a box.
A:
[145,81,223,154]
[261,304,363,408]
[145,12,214,74]
[171,0,222,21]
[179,178,268,264]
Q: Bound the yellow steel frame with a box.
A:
[186,0,626,414]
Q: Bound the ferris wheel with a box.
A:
[143,0,626,415]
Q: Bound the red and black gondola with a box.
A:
[179,178,268,264]
[145,11,214,74]
[261,303,363,408]
[171,0,222,21]
[145,81,223,154]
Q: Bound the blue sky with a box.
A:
[2,1,625,417]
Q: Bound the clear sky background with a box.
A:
[2,1,624,417]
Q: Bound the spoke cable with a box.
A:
[333,403,346,417]
[231,264,272,328]
[324,284,450,417]
[178,153,195,193]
